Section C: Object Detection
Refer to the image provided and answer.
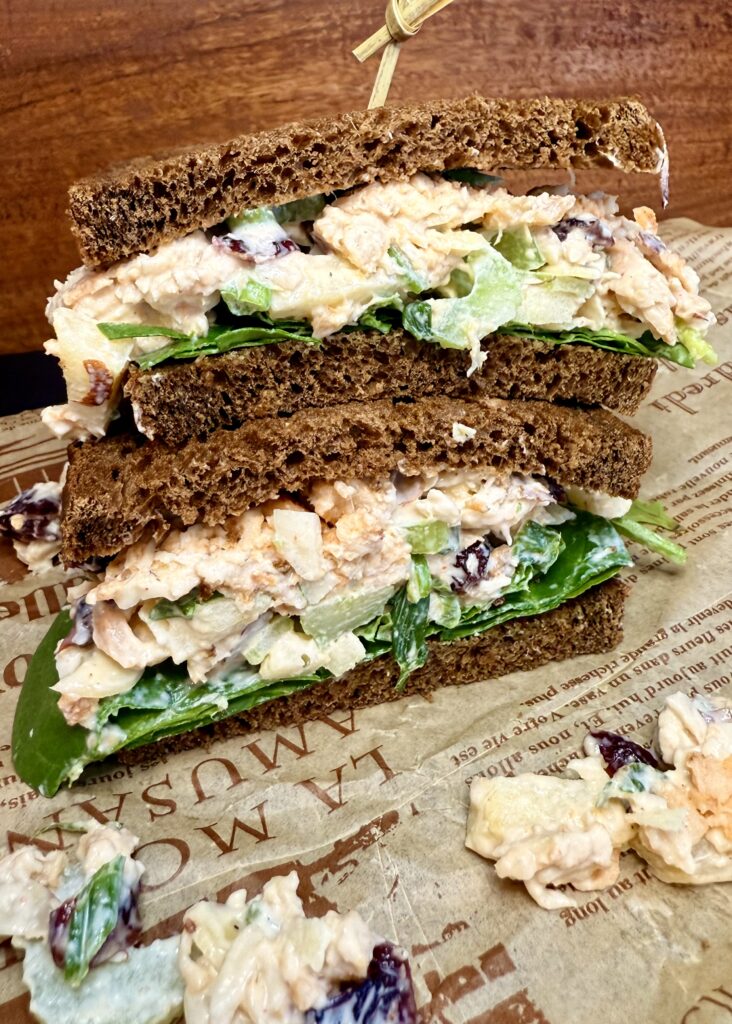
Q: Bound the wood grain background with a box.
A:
[1,0,731,355]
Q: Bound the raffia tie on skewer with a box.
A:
[353,0,457,108]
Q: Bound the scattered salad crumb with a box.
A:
[452,421,477,443]
[0,822,416,1024]
[465,692,732,909]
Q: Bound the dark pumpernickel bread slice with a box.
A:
[69,95,665,267]
[119,578,626,764]
[126,331,657,443]
[62,396,651,564]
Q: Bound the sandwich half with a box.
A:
[12,397,652,795]
[40,95,716,446]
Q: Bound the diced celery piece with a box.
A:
[300,585,397,642]
[404,521,460,555]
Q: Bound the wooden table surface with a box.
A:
[2,0,731,356]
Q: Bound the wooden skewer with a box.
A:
[353,0,458,108]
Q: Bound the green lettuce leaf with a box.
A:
[492,226,545,271]
[388,246,427,293]
[62,856,127,987]
[403,244,523,353]
[612,499,686,566]
[677,323,717,366]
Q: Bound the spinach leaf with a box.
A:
[498,323,696,368]
[97,323,188,341]
[442,168,503,187]
[59,855,127,986]
[11,610,89,797]
[390,585,430,691]
[438,513,630,642]
[98,318,317,370]
[135,323,317,369]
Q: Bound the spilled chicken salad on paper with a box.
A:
[41,172,716,440]
[1,823,416,1024]
[466,692,732,909]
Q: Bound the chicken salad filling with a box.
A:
[2,825,416,1024]
[51,468,579,730]
[466,692,732,910]
[17,463,689,794]
[42,173,716,440]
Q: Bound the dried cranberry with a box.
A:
[590,731,659,777]
[80,360,113,406]
[541,476,566,504]
[49,897,75,968]
[58,597,94,650]
[451,539,493,594]
[214,234,299,263]
[0,484,61,542]
[305,943,416,1024]
[553,217,613,249]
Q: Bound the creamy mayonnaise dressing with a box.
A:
[42,175,714,441]
[2,478,63,572]
[52,468,573,727]
[4,836,385,1024]
[179,871,376,1024]
[466,693,732,909]
[0,823,184,1024]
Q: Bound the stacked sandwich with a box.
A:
[6,96,714,795]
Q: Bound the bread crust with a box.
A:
[61,396,651,564]
[119,577,626,764]
[68,95,665,267]
[126,331,657,443]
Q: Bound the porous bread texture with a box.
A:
[126,331,657,443]
[69,95,665,267]
[119,578,626,764]
[61,396,652,564]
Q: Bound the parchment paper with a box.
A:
[1,219,731,1024]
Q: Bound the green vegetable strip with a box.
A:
[612,498,686,566]
[149,587,202,621]
[612,518,686,566]
[63,855,127,986]
[406,556,432,603]
[390,585,430,691]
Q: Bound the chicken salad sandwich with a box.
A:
[4,94,690,796]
